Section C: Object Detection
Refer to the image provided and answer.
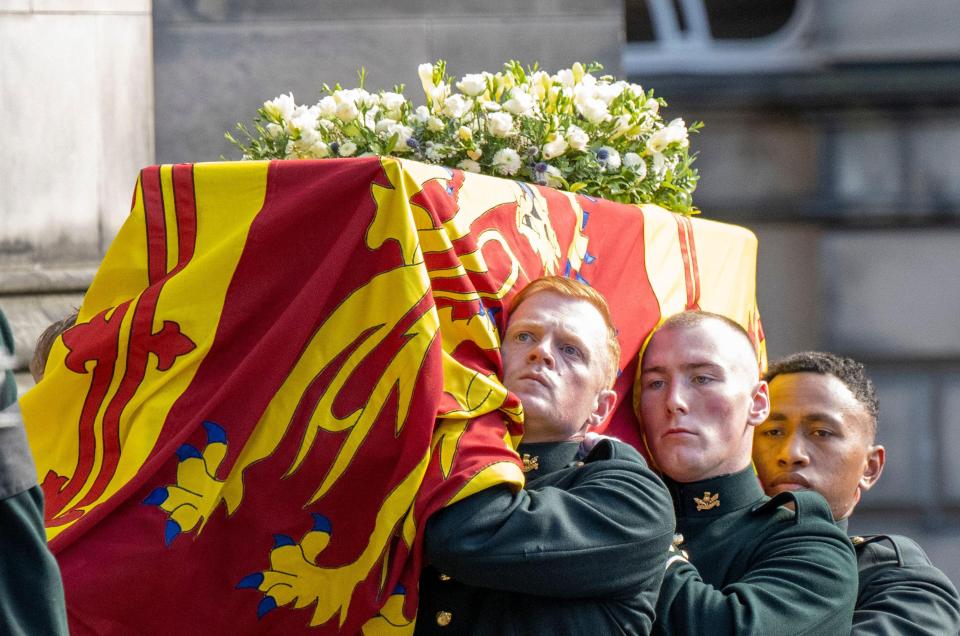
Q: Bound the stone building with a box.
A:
[2,0,958,581]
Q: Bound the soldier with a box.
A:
[0,308,69,635]
[753,351,960,635]
[636,311,858,635]
[416,277,676,635]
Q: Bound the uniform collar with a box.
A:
[516,441,581,479]
[836,517,850,533]
[664,465,765,519]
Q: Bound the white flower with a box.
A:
[554,68,575,87]
[307,140,331,158]
[645,98,660,115]
[613,114,633,136]
[480,100,502,112]
[375,118,398,136]
[427,117,446,132]
[380,91,406,118]
[542,135,568,160]
[317,96,337,119]
[629,83,645,98]
[651,151,667,179]
[595,82,625,105]
[576,97,610,124]
[456,73,487,96]
[503,90,535,116]
[263,93,297,122]
[544,165,564,187]
[467,148,482,161]
[335,100,358,123]
[387,123,414,152]
[290,105,320,133]
[339,141,357,157]
[413,105,431,123]
[565,125,589,151]
[457,159,481,173]
[486,111,514,138]
[442,94,471,119]
[265,122,284,139]
[492,148,521,175]
[597,146,621,171]
[624,152,647,180]
[418,63,436,96]
[425,142,447,162]
[648,118,689,153]
[458,126,473,142]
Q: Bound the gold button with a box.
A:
[438,573,451,581]
[436,611,453,627]
[851,536,865,546]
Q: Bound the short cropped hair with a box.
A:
[30,310,78,382]
[765,351,879,439]
[509,277,620,388]
[656,310,760,367]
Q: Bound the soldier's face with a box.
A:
[753,372,884,520]
[501,291,615,443]
[639,321,768,483]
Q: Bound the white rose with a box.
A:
[565,125,589,151]
[413,105,431,123]
[486,111,514,138]
[492,148,521,176]
[503,90,534,116]
[380,91,406,118]
[427,117,446,132]
[339,141,357,157]
[577,97,610,125]
[317,96,337,119]
[542,135,568,160]
[442,94,471,119]
[456,73,487,96]
[263,92,297,122]
[457,159,482,173]
[335,101,358,123]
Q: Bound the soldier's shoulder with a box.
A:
[851,533,936,569]
[750,489,836,526]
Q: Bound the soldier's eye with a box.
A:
[692,375,713,385]
[561,344,582,358]
[515,332,532,343]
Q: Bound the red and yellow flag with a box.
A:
[21,157,763,634]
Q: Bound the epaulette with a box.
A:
[750,489,834,524]
[850,533,932,568]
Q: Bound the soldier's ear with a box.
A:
[586,388,617,429]
[746,380,770,427]
[859,444,885,492]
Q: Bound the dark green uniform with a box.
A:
[839,520,960,635]
[0,308,69,636]
[654,466,858,636]
[416,439,675,635]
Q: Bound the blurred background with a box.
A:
[2,0,958,580]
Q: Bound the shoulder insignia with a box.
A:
[694,491,720,511]
[521,453,539,473]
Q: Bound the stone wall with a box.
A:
[0,0,154,389]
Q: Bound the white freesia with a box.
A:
[554,68,575,87]
[492,148,521,175]
[427,116,445,132]
[458,126,473,142]
[648,118,689,153]
[503,90,535,116]
[456,73,487,96]
[629,83,645,98]
[442,94,471,119]
[265,122,284,139]
[542,135,568,160]
[566,125,589,151]
[457,159,481,173]
[263,93,297,122]
[613,114,633,137]
[595,82,625,105]
[645,98,660,115]
[480,100,502,111]
[651,151,667,179]
[418,63,436,95]
[486,111,513,138]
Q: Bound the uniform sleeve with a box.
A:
[0,487,69,636]
[424,439,676,599]
[853,539,960,636]
[654,494,858,636]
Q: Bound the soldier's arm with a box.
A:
[424,439,676,598]
[654,492,858,636]
[853,536,960,635]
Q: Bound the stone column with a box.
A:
[0,0,154,390]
